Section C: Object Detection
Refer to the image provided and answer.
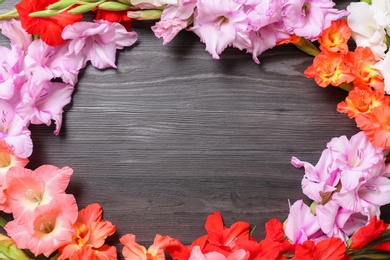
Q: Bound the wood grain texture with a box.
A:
[3,0,388,259]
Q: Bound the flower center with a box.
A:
[0,151,11,168]
[39,221,54,233]
[25,188,43,204]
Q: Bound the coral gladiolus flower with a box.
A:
[5,195,78,257]
[318,19,351,54]
[5,165,73,223]
[58,203,117,260]
[304,49,354,87]
[350,216,389,249]
[355,104,390,148]
[15,0,82,46]
[0,140,28,176]
[337,84,386,119]
[347,46,385,92]
[293,238,347,260]
[121,233,179,260]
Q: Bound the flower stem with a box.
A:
[293,37,321,57]
[0,216,8,228]
[338,82,353,92]
[0,9,18,20]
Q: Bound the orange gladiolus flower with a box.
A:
[304,49,354,87]
[16,0,82,46]
[350,216,388,249]
[346,47,384,92]
[292,238,347,260]
[318,19,351,54]
[276,34,301,45]
[121,233,179,260]
[337,83,385,119]
[355,101,390,148]
[58,203,117,260]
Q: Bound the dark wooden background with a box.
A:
[3,0,387,259]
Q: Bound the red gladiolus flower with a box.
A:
[293,238,347,260]
[16,0,82,46]
[350,216,389,249]
[95,10,133,31]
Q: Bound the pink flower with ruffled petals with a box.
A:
[17,79,74,135]
[0,99,32,158]
[292,148,340,203]
[315,200,367,241]
[285,200,321,244]
[0,44,26,100]
[151,0,197,44]
[281,0,348,41]
[189,246,249,260]
[5,194,78,257]
[0,19,32,53]
[62,20,138,70]
[190,0,250,59]
[24,40,79,85]
[0,140,28,213]
[4,165,73,223]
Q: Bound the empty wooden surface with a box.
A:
[3,0,386,259]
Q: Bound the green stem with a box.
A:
[293,37,321,57]
[338,82,353,92]
[0,9,18,20]
[0,216,8,228]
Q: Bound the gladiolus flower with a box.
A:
[356,105,390,148]
[349,216,388,249]
[346,46,384,92]
[293,238,347,260]
[189,246,249,260]
[5,195,78,257]
[304,49,354,87]
[121,233,178,260]
[15,0,82,46]
[58,203,117,260]
[95,10,133,31]
[337,84,386,119]
[0,140,28,176]
[318,19,351,54]
[4,165,73,223]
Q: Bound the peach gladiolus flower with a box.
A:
[5,194,78,257]
[58,203,117,260]
[4,165,73,223]
[318,19,351,54]
[0,141,28,213]
[121,233,179,260]
[356,104,390,148]
[0,140,28,175]
[304,49,354,87]
[337,84,386,118]
[347,46,385,92]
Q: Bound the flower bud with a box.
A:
[98,1,133,11]
[127,9,162,20]
[48,0,77,10]
[67,3,98,14]
[0,234,29,260]
[29,9,58,17]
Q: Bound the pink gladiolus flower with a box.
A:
[315,200,367,241]
[0,99,32,158]
[17,80,74,135]
[24,39,79,86]
[281,0,348,41]
[190,0,250,59]
[285,200,321,244]
[189,246,250,260]
[151,0,197,45]
[58,203,117,260]
[5,195,78,257]
[4,165,73,223]
[0,19,32,53]
[62,20,138,70]
[0,44,26,100]
[0,140,28,212]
